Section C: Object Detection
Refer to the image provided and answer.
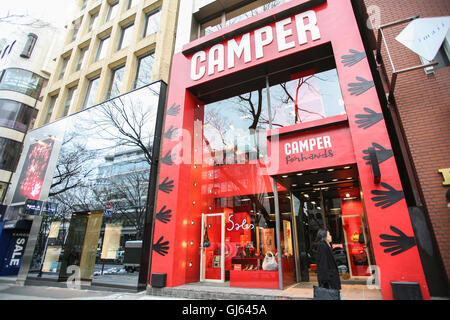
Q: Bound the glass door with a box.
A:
[200,213,225,282]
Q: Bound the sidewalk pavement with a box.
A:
[0,275,382,300]
[0,281,185,300]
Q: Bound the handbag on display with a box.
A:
[262,251,278,271]
[313,285,340,300]
[203,225,211,248]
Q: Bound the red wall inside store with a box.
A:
[150,0,431,299]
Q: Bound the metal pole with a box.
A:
[272,179,283,290]
[266,74,283,289]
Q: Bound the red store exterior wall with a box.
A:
[357,0,450,294]
[149,0,433,299]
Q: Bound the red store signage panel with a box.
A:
[267,120,356,176]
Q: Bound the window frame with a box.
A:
[82,76,100,109]
[106,64,126,99]
[87,11,99,32]
[61,85,78,118]
[75,46,89,72]
[134,51,155,89]
[95,35,111,62]
[43,94,58,124]
[105,0,119,22]
[117,22,135,51]
[142,8,161,38]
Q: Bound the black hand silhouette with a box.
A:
[156,205,172,224]
[159,177,174,194]
[355,107,383,129]
[161,150,176,166]
[167,103,180,116]
[164,126,178,140]
[363,143,393,165]
[380,226,416,256]
[153,236,170,256]
[341,49,366,67]
[348,77,374,96]
[371,182,404,209]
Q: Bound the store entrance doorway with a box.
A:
[200,213,225,283]
[275,164,374,285]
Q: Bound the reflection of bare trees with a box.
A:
[278,76,326,123]
[49,132,96,198]
[237,89,264,130]
[87,95,155,165]
[93,170,149,239]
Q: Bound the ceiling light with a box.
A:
[296,173,303,176]
[282,175,288,178]
[344,166,351,169]
[292,184,297,187]
[305,182,310,185]
[304,194,309,198]
[345,193,351,198]
[311,171,318,174]
[332,179,338,182]
[318,181,324,184]
[327,168,334,172]
[347,177,353,180]
[311,201,316,205]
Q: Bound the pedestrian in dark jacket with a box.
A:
[316,228,341,292]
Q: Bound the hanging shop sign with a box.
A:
[267,120,356,175]
[189,10,321,81]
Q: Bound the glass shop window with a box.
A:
[268,68,346,125]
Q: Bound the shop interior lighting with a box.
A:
[296,173,303,176]
[344,166,351,169]
[282,175,288,178]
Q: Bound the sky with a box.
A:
[0,0,74,35]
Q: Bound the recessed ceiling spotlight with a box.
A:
[305,182,310,185]
[311,201,316,205]
[282,175,288,178]
[304,194,309,198]
[327,168,334,172]
[332,179,338,182]
[292,184,297,187]
[344,166,351,169]
[345,193,351,198]
[297,173,303,176]
[346,177,353,180]
[311,171,318,174]
[318,181,324,184]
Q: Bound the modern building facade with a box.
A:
[35,0,179,127]
[0,21,66,203]
[1,0,178,290]
[147,0,449,300]
[0,16,68,277]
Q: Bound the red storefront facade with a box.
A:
[149,0,431,300]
